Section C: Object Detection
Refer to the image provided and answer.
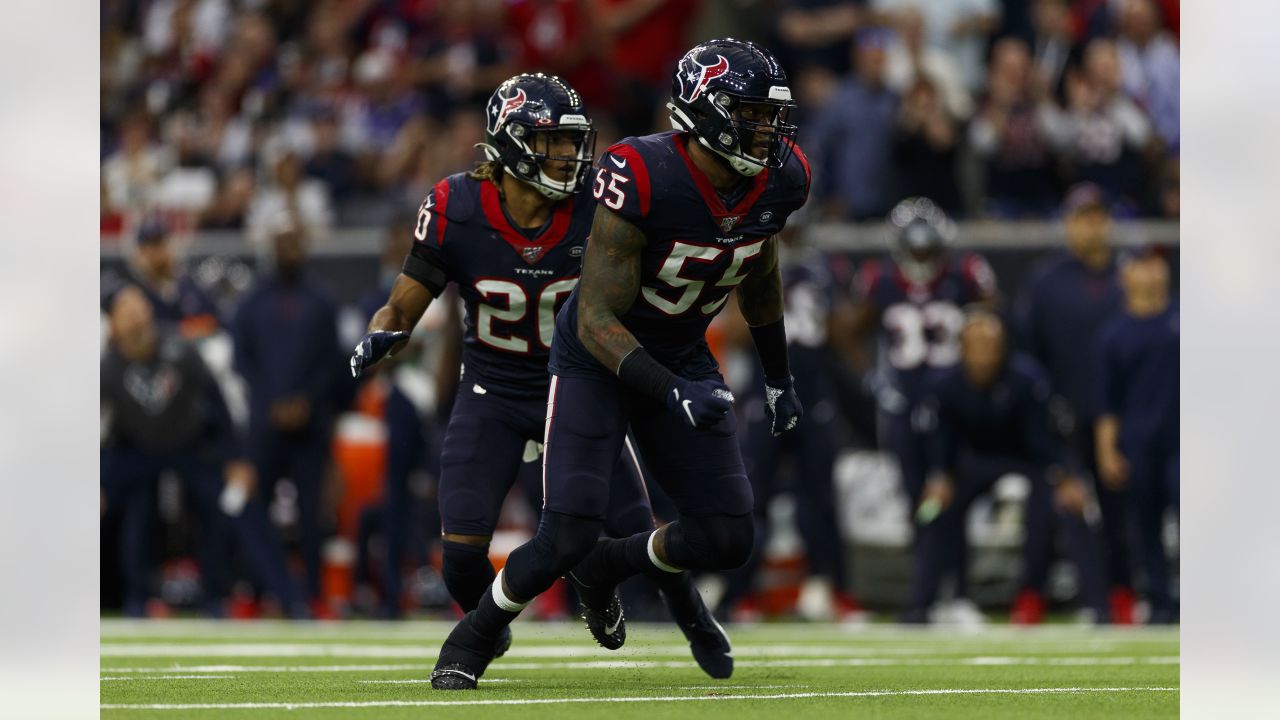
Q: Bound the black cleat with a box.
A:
[430,663,478,690]
[431,611,499,689]
[567,572,626,650]
[680,605,734,679]
[493,625,513,658]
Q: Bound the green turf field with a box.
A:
[101,619,1178,718]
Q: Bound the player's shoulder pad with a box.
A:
[780,138,812,199]
[437,172,480,224]
[854,257,887,298]
[596,136,655,219]
[957,251,998,297]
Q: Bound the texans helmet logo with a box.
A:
[492,87,527,131]
[680,54,730,103]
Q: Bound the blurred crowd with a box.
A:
[101,0,1179,245]
[100,0,1179,624]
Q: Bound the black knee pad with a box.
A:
[503,511,603,600]
[668,513,755,571]
[440,539,495,612]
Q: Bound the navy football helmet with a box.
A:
[888,197,956,284]
[668,38,798,177]
[480,73,596,200]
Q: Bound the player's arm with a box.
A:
[581,207,732,429]
[736,236,803,435]
[577,206,646,370]
[351,274,435,378]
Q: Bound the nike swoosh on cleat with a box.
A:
[441,669,475,683]
[610,155,627,169]
[604,613,623,636]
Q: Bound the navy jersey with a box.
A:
[1095,302,1179,449]
[781,249,852,350]
[406,172,594,399]
[551,131,811,375]
[1015,251,1124,421]
[857,253,997,406]
[924,353,1064,474]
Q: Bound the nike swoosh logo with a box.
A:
[681,399,695,426]
[445,669,475,683]
[610,155,627,169]
[605,613,623,635]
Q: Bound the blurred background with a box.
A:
[99,0,1179,626]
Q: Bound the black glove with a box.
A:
[764,375,803,436]
[350,330,411,379]
[666,377,735,429]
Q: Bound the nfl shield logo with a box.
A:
[522,246,546,264]
[720,215,743,233]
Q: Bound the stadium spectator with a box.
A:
[594,0,702,136]
[1028,0,1077,97]
[247,149,334,247]
[153,112,219,223]
[101,286,307,618]
[304,106,359,204]
[1095,249,1179,623]
[1047,39,1154,212]
[410,2,514,114]
[908,311,1108,624]
[967,37,1064,218]
[870,0,1000,93]
[1014,183,1136,623]
[1116,0,1179,149]
[232,218,343,612]
[808,28,899,220]
[882,6,973,120]
[892,76,962,215]
[103,114,167,219]
[102,218,221,339]
[200,167,256,231]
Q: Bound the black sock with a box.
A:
[441,540,495,612]
[653,571,703,624]
[470,583,522,638]
[573,531,679,605]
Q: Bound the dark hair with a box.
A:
[467,160,502,184]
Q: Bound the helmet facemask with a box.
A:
[670,90,797,177]
[482,121,597,201]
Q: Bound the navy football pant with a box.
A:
[1124,436,1179,615]
[249,426,329,599]
[501,372,753,603]
[101,446,303,615]
[1075,426,1134,591]
[906,450,1108,617]
[436,379,663,610]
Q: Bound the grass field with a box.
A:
[101,618,1178,718]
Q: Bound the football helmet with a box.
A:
[888,197,956,284]
[667,38,798,177]
[480,73,596,200]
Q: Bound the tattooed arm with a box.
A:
[577,206,646,373]
[736,236,785,327]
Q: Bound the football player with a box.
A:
[429,39,809,689]
[847,197,998,621]
[350,74,719,669]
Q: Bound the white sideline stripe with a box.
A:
[101,656,1179,674]
[356,678,525,684]
[99,619,1180,639]
[99,643,1182,659]
[99,643,974,658]
[101,686,1179,710]
[99,671,235,676]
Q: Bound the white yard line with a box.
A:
[101,656,1179,674]
[99,671,235,676]
[101,686,1179,710]
[355,678,525,684]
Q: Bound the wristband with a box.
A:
[748,318,791,382]
[616,347,678,403]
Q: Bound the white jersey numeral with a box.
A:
[882,301,966,370]
[474,279,579,353]
[643,240,765,316]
